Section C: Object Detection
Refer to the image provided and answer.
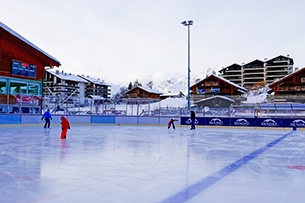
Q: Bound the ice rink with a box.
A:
[1,124,305,203]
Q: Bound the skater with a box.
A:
[190,110,196,130]
[168,118,178,129]
[60,115,70,139]
[41,109,52,128]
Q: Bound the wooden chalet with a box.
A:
[0,21,60,113]
[190,74,247,104]
[194,95,234,108]
[124,86,162,104]
[268,67,305,103]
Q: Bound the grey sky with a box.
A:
[1,0,305,85]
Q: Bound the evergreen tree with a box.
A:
[128,82,133,90]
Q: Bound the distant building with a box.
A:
[43,70,88,110]
[0,21,60,113]
[242,59,265,89]
[159,91,185,100]
[125,86,162,99]
[265,55,294,84]
[219,55,294,90]
[194,95,234,108]
[218,64,242,86]
[78,75,111,100]
[190,74,247,105]
[268,67,305,103]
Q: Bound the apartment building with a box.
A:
[219,55,294,89]
[43,70,88,111]
[78,75,111,100]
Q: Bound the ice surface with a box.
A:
[0,125,305,203]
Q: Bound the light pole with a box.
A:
[181,20,193,110]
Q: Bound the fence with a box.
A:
[66,103,305,118]
[2,102,305,119]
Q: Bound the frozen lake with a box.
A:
[0,125,305,203]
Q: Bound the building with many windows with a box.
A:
[219,55,294,90]
[43,70,88,112]
[78,75,111,100]
[217,63,242,86]
[265,55,294,84]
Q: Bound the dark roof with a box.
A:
[243,59,264,68]
[0,21,61,66]
[266,55,294,65]
[218,63,242,72]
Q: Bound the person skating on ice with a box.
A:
[41,109,52,128]
[60,115,70,139]
[168,118,178,129]
[190,110,196,130]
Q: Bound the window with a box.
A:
[0,80,7,94]
[28,83,39,95]
[9,81,41,95]
[10,81,27,95]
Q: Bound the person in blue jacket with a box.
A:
[41,109,52,128]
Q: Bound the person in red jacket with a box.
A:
[168,118,178,129]
[60,116,70,139]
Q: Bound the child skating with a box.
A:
[168,118,178,129]
[60,116,70,139]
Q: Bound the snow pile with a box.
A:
[243,88,269,104]
[150,98,187,108]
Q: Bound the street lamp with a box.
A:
[181,20,193,110]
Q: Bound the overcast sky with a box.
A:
[1,0,305,86]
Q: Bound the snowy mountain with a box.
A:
[150,72,207,95]
[108,72,208,97]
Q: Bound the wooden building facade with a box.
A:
[0,21,60,113]
[125,86,162,99]
[190,74,247,104]
[268,67,305,103]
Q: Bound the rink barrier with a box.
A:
[0,115,175,126]
[0,115,304,130]
[180,117,305,129]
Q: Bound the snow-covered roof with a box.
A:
[160,92,184,97]
[78,75,110,86]
[160,97,187,107]
[194,95,235,103]
[87,95,105,100]
[47,69,88,83]
[0,21,60,65]
[128,86,163,95]
[192,73,248,93]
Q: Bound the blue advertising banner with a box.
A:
[12,60,36,78]
[181,117,305,129]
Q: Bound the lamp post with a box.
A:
[181,20,193,110]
